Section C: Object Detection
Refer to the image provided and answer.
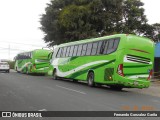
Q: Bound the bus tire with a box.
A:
[87,72,95,87]
[53,69,57,80]
[16,67,19,73]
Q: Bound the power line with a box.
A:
[0,41,45,47]
[0,51,21,53]
[0,47,25,51]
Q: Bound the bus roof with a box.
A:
[57,34,151,48]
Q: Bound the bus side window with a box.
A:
[103,41,109,54]
[77,44,82,56]
[18,55,20,60]
[69,46,74,57]
[99,41,107,54]
[97,41,103,55]
[56,48,62,58]
[31,52,32,58]
[21,54,24,59]
[66,46,71,57]
[23,54,25,59]
[107,39,115,54]
[28,52,31,59]
[21,54,23,59]
[29,52,32,59]
[60,48,64,58]
[19,54,22,59]
[73,45,78,57]
[27,53,29,59]
[62,47,67,58]
[86,43,93,56]
[26,53,29,59]
[113,39,120,49]
[81,44,87,56]
[91,42,98,55]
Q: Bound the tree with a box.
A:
[152,23,160,42]
[40,0,153,46]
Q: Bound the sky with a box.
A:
[141,0,160,24]
[0,0,50,60]
[0,0,159,60]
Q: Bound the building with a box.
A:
[154,42,160,78]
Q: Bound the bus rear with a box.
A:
[115,35,155,89]
[30,49,51,74]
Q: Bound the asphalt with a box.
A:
[125,80,160,97]
[0,70,160,120]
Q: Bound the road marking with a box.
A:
[38,109,47,111]
[152,99,160,103]
[56,85,86,95]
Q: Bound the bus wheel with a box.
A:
[16,67,19,73]
[110,86,123,91]
[87,72,95,87]
[53,69,57,80]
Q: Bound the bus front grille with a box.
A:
[126,54,151,64]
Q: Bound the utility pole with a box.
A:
[8,44,10,60]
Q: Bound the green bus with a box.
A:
[15,49,51,74]
[50,34,155,90]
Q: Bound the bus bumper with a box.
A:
[30,68,49,74]
[113,76,150,89]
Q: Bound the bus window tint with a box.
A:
[102,41,109,54]
[100,41,107,54]
[66,46,71,57]
[91,42,98,55]
[113,39,120,49]
[81,44,87,56]
[97,41,103,55]
[56,48,62,58]
[77,44,82,56]
[17,52,32,59]
[28,52,32,58]
[62,47,67,57]
[73,45,78,56]
[86,43,93,55]
[69,46,74,57]
[107,39,116,54]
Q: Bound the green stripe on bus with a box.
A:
[69,59,116,79]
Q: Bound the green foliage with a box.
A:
[40,0,158,46]
[8,61,15,69]
[122,0,147,33]
[152,23,160,42]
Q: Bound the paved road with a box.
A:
[0,70,160,112]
